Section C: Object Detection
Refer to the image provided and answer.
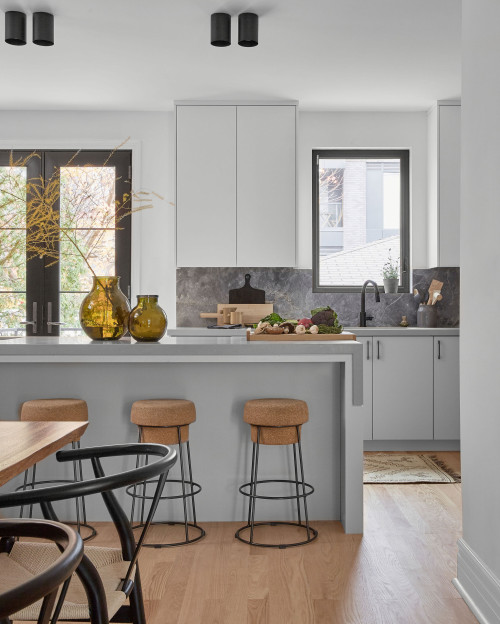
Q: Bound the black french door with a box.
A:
[0,150,132,336]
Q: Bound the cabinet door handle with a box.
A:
[377,340,380,359]
[437,340,441,360]
[367,341,370,360]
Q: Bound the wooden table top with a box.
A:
[0,421,88,487]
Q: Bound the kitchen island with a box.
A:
[0,334,364,533]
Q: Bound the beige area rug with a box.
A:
[363,453,461,484]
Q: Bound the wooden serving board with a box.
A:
[200,303,273,325]
[246,329,357,341]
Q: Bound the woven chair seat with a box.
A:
[1,541,134,621]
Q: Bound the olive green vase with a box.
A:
[129,295,167,342]
[80,276,130,341]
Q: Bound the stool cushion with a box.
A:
[250,424,303,445]
[244,399,309,427]
[21,399,88,423]
[131,399,196,427]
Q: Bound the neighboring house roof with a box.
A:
[320,235,399,286]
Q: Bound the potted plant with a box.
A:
[382,249,399,293]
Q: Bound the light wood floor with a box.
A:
[88,451,476,624]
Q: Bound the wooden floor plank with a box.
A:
[54,451,477,624]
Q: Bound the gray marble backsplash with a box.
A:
[176,267,459,328]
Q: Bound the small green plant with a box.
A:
[382,249,399,280]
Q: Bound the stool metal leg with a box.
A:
[177,426,190,543]
[246,440,257,527]
[296,426,311,541]
[19,467,30,518]
[292,443,302,526]
[71,442,81,533]
[249,427,261,544]
[186,440,198,526]
[130,430,143,525]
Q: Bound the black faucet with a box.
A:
[360,280,381,327]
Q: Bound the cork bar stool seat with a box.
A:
[236,398,318,548]
[128,399,205,547]
[19,399,96,541]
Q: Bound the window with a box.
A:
[0,150,131,336]
[312,149,410,292]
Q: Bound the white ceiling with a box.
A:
[0,0,461,111]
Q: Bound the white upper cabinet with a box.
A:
[176,106,237,267]
[428,101,461,267]
[236,106,296,267]
[176,103,296,267]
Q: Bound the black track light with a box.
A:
[33,12,54,46]
[238,13,258,47]
[211,13,231,47]
[5,11,26,46]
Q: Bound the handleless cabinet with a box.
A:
[372,337,434,440]
[176,102,297,268]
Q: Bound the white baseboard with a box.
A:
[453,538,500,624]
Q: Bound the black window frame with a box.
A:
[312,148,410,293]
[0,149,132,336]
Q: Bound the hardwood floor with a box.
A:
[89,451,476,624]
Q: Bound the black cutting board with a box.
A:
[229,274,265,304]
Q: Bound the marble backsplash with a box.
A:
[176,267,460,328]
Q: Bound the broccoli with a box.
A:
[259,312,284,325]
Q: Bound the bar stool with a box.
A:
[236,398,318,548]
[127,399,205,547]
[18,398,96,541]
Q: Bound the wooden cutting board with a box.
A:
[200,303,273,325]
[229,274,265,304]
[246,329,357,341]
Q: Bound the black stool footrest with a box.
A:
[239,478,314,500]
[235,521,318,549]
[126,478,202,501]
[131,521,205,548]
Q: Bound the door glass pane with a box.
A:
[59,166,117,334]
[0,166,27,335]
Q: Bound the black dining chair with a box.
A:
[0,442,177,624]
[0,518,83,624]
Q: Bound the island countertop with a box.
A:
[0,335,363,406]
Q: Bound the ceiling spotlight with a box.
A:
[5,11,26,46]
[211,13,231,47]
[238,13,258,47]
[33,12,54,46]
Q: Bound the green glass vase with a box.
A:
[129,295,167,342]
[80,276,130,341]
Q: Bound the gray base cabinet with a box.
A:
[372,337,434,440]
[361,333,460,442]
[434,336,460,439]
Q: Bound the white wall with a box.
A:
[0,111,176,323]
[297,111,429,269]
[0,109,428,328]
[455,0,500,619]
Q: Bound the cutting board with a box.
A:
[246,329,357,341]
[229,274,265,304]
[200,303,273,325]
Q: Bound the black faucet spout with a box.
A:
[360,279,381,327]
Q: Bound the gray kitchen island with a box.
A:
[0,334,364,533]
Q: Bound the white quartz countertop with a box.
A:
[169,326,459,337]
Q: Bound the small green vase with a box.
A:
[80,276,130,341]
[129,295,167,342]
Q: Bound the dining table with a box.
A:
[0,421,88,487]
